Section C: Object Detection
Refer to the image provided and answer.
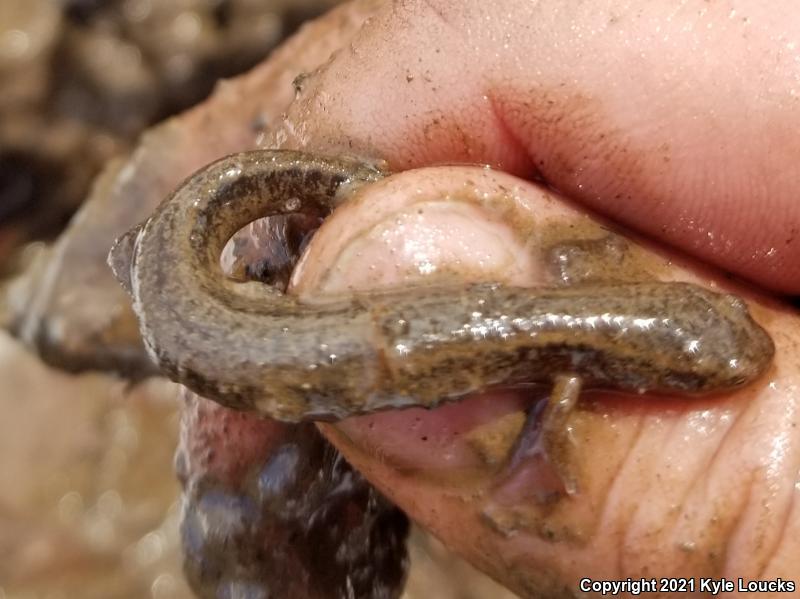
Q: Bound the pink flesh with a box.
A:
[155,1,800,594]
[289,166,800,595]
[275,1,800,294]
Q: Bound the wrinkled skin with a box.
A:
[6,1,800,597]
[293,166,796,597]
[273,2,800,596]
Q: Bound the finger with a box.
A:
[277,0,800,294]
[291,164,798,596]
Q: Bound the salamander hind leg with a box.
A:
[540,374,583,496]
[501,374,584,503]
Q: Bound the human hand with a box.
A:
[271,1,799,595]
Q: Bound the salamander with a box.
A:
[108,150,775,428]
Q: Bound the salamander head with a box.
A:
[713,293,775,387]
[682,291,775,393]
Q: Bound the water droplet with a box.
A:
[151,573,179,599]
[258,444,301,502]
[194,490,259,542]
[388,318,410,336]
[223,166,242,180]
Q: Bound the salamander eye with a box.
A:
[726,372,748,388]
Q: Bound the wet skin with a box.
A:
[3,1,799,595]
[110,149,774,495]
[263,8,800,589]
[292,165,797,596]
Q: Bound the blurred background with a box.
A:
[0,0,337,269]
[0,1,518,597]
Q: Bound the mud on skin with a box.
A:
[110,149,775,423]
[107,149,777,593]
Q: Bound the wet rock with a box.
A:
[179,394,410,599]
